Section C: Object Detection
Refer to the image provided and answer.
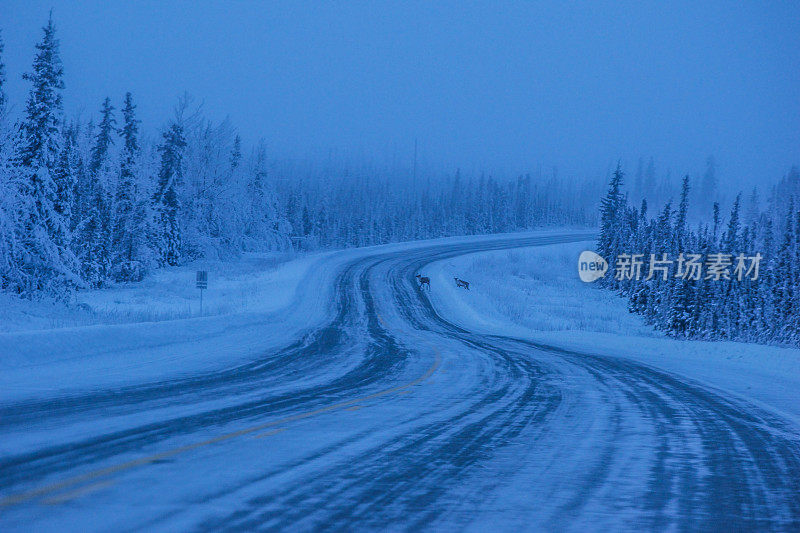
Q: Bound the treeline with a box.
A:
[628,155,722,215]
[278,167,597,249]
[598,164,800,346]
[0,18,596,299]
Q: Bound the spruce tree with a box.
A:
[723,193,742,252]
[152,123,186,266]
[598,162,624,262]
[700,156,717,206]
[0,28,18,290]
[669,277,693,337]
[19,15,64,170]
[230,134,241,171]
[746,188,760,225]
[711,202,720,243]
[774,199,795,339]
[89,98,116,175]
[634,158,644,199]
[16,14,78,297]
[644,157,655,199]
[793,208,800,341]
[78,98,116,287]
[668,176,692,336]
[112,92,146,281]
[0,119,22,293]
[675,176,690,248]
[758,218,775,339]
[52,125,77,230]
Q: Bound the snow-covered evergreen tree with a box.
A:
[151,123,186,266]
[230,134,241,171]
[0,13,625,302]
[15,15,78,297]
[75,97,116,287]
[774,199,795,336]
[0,127,23,293]
[598,162,625,263]
[0,28,20,291]
[112,92,148,281]
[597,163,799,346]
[674,176,690,248]
[700,156,717,207]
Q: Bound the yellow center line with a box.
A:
[41,480,115,506]
[0,348,441,509]
[253,428,287,439]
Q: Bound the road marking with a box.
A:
[1,235,592,510]
[42,480,115,505]
[377,313,388,327]
[253,428,287,439]
[0,350,440,508]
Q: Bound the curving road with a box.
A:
[1,232,799,531]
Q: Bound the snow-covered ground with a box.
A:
[0,251,319,332]
[4,231,796,421]
[427,240,800,425]
[0,229,586,402]
[6,230,797,422]
[0,229,586,334]
[3,230,799,530]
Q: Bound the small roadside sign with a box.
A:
[196,271,208,315]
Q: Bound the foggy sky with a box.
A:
[3,1,799,187]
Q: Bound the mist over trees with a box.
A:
[598,164,800,346]
[0,18,597,300]
[2,13,795,336]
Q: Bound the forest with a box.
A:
[2,16,797,351]
[0,18,598,300]
[598,163,800,346]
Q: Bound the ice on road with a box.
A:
[1,231,799,531]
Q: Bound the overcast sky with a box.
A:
[3,1,799,186]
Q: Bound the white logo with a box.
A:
[578,251,608,282]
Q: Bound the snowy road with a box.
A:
[1,232,799,531]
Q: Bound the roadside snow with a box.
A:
[0,249,342,401]
[427,240,800,425]
[76,253,312,320]
[0,230,584,401]
[0,229,585,334]
[0,252,320,333]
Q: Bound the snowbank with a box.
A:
[427,241,800,424]
[0,249,345,401]
[0,230,585,400]
[0,229,587,334]
[0,252,322,333]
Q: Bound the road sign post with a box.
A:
[196,271,208,315]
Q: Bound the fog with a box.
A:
[4,0,799,186]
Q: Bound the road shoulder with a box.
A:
[425,240,800,425]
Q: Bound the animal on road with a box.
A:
[454,277,470,290]
[416,274,430,290]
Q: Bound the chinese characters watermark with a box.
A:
[614,252,762,281]
[579,251,763,283]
